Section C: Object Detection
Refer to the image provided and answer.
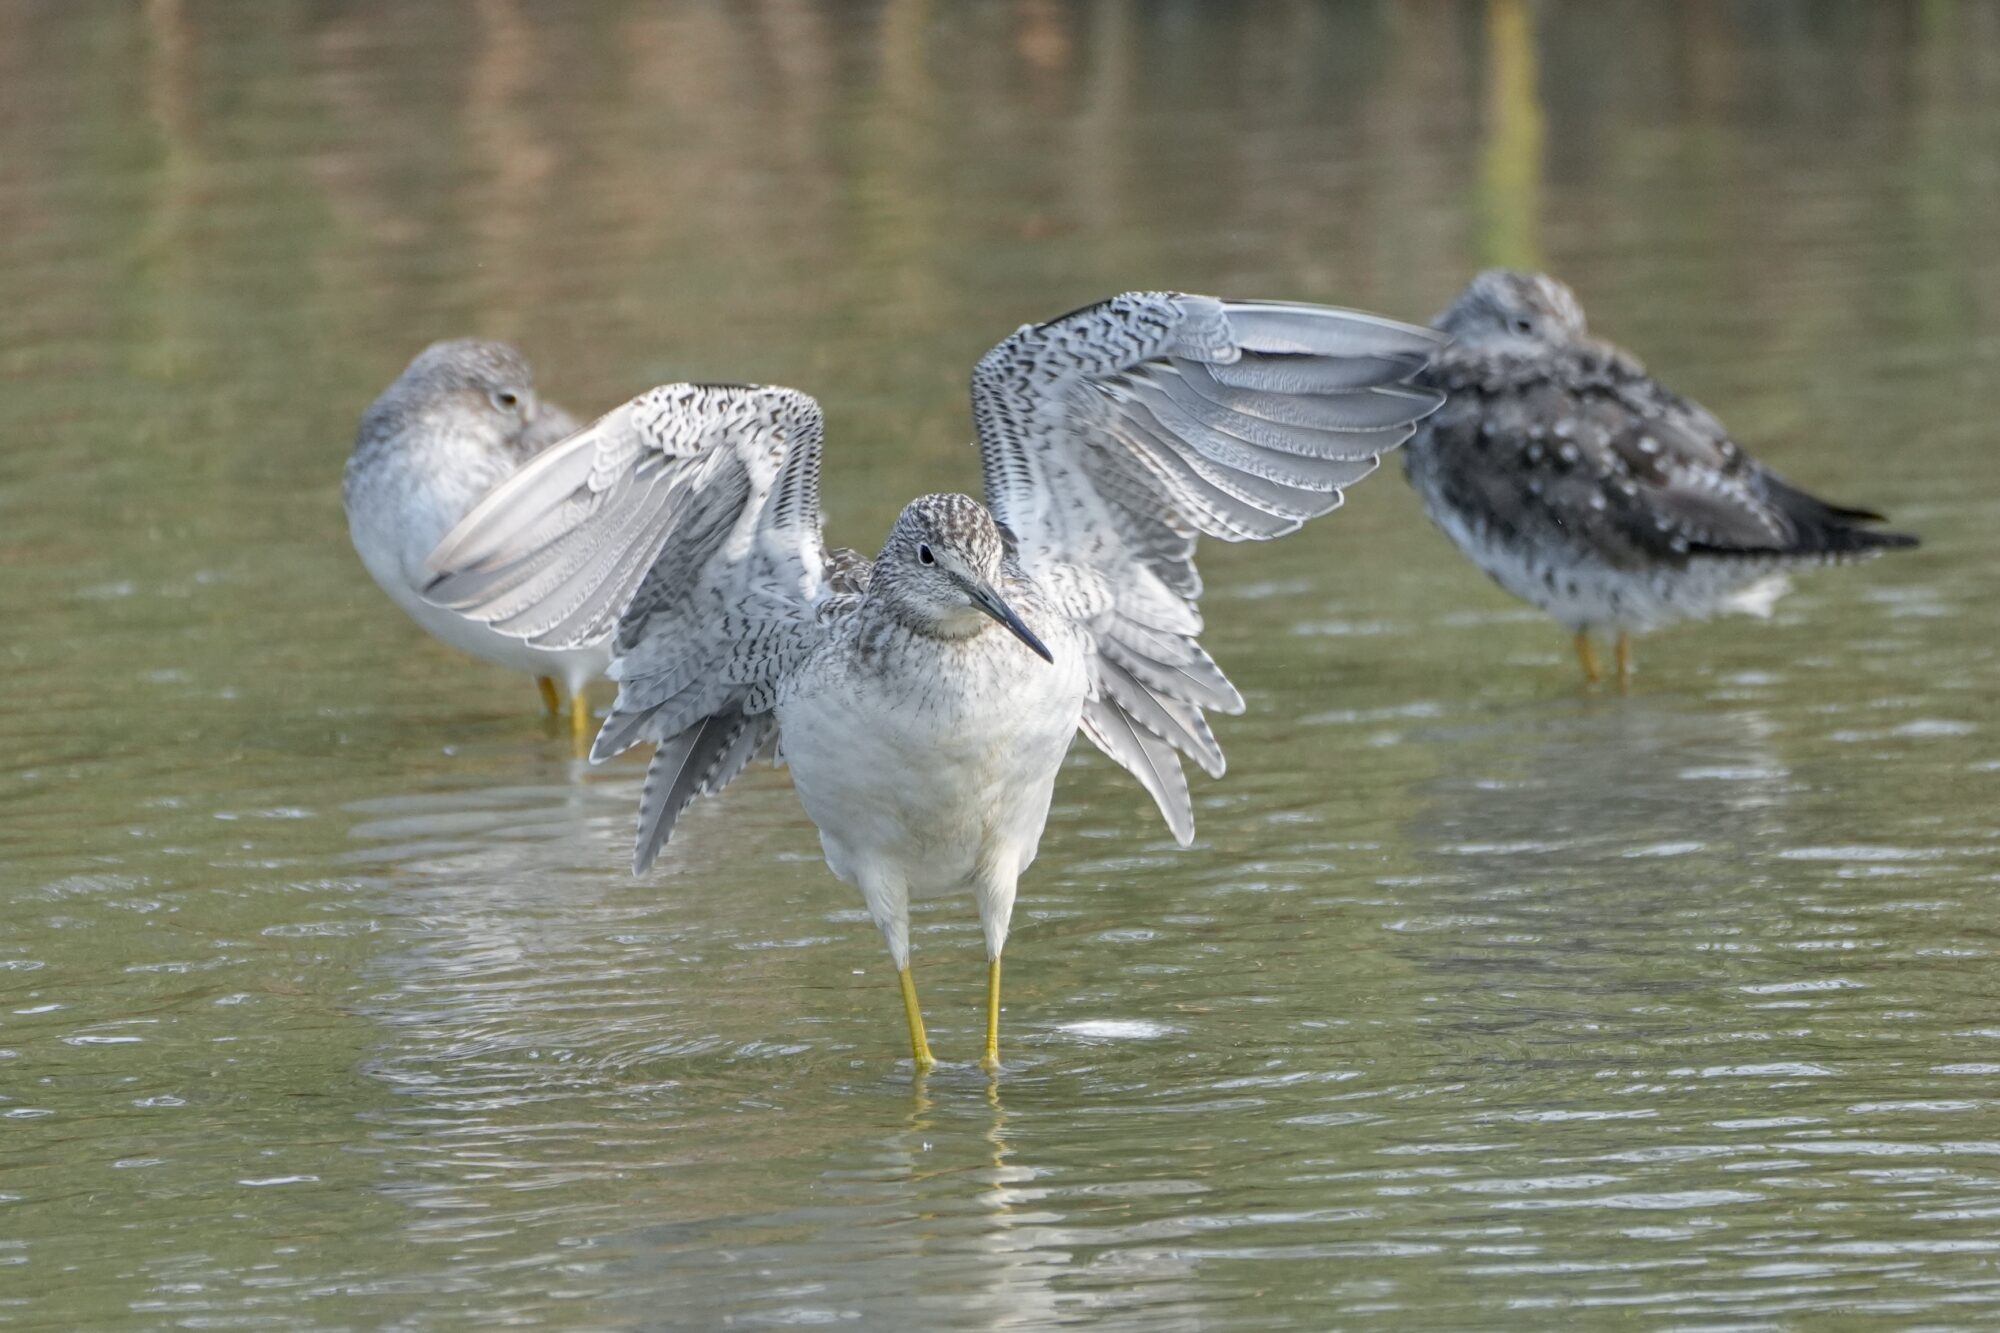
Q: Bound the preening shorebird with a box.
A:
[344,340,609,743]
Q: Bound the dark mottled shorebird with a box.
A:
[1404,270,1918,687]
[344,340,608,744]
[425,292,1443,1072]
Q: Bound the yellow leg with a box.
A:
[1573,631,1603,685]
[569,689,593,755]
[983,957,1003,1073]
[536,675,561,717]
[1615,632,1633,693]
[898,966,937,1072]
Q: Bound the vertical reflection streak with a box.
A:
[1477,0,1544,271]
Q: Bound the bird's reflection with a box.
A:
[1411,696,1792,866]
[341,759,626,876]
[1396,695,1796,1040]
[341,758,1147,1332]
[595,1070,1225,1330]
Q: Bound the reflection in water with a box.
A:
[343,768,622,875]
[1477,0,1544,271]
[141,0,201,380]
[1402,698,1797,1043]
[352,778,1102,1325]
[3,1,2000,1328]
[579,1082,1093,1330]
[466,0,558,342]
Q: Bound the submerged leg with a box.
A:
[537,675,562,717]
[1573,631,1603,685]
[898,966,937,1072]
[568,689,593,755]
[984,957,1003,1073]
[1615,632,1634,692]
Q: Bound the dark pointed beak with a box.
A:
[965,578,1054,664]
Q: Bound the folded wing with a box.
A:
[970,292,1445,843]
[1419,347,1919,567]
[425,383,836,871]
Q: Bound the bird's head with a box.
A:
[363,338,545,446]
[1435,270,1588,349]
[872,493,1052,661]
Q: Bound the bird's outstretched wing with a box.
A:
[425,383,838,871]
[970,292,1445,843]
[1416,345,1919,566]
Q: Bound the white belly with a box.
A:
[1428,500,1789,634]
[777,629,1088,898]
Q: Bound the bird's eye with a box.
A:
[491,389,521,411]
[1510,317,1534,335]
[917,543,935,566]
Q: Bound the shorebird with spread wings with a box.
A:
[424,292,1442,1072]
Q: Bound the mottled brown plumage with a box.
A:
[1404,271,1916,681]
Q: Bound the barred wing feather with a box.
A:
[425,383,834,870]
[970,292,1444,843]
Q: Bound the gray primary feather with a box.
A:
[424,292,1444,865]
[426,383,840,857]
[633,705,776,874]
[971,292,1444,839]
[426,384,827,654]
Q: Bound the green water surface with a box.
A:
[3,3,1998,1328]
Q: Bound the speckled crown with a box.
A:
[1436,270,1588,345]
[890,493,1004,573]
[398,338,535,396]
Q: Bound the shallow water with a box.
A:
[5,2,2000,1328]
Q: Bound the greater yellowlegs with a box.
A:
[1404,270,1918,687]
[425,294,1442,1071]
[344,340,610,744]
